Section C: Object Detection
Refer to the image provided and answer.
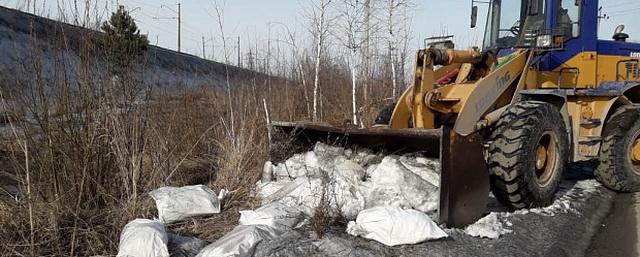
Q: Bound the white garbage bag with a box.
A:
[346,206,447,246]
[196,225,280,257]
[116,219,170,257]
[239,202,303,231]
[150,185,223,223]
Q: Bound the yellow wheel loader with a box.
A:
[272,0,640,228]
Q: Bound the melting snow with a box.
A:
[462,179,605,239]
[258,143,441,220]
[464,213,512,239]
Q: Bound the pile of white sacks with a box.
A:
[116,142,486,257]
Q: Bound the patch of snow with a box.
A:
[346,206,447,246]
[259,143,440,220]
[361,156,439,213]
[506,180,604,217]
[464,213,512,239]
[462,179,606,239]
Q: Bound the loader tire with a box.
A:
[595,104,640,192]
[488,101,569,209]
[374,102,396,125]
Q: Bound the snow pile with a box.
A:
[150,185,226,223]
[464,213,512,239]
[258,143,441,220]
[116,219,170,257]
[506,180,603,217]
[346,206,448,246]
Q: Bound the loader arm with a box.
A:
[454,50,530,135]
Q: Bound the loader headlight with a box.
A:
[536,35,552,48]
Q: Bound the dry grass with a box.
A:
[0,16,403,257]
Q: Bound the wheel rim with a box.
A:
[535,131,558,187]
[628,130,640,174]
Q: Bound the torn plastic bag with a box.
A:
[150,185,223,223]
[346,206,447,246]
[116,219,170,257]
[196,225,280,257]
[239,202,303,231]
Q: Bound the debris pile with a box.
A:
[115,143,606,257]
[257,143,442,220]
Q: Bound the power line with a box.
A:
[153,3,181,52]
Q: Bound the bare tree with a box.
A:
[277,23,312,117]
[306,0,334,121]
[335,0,367,125]
[211,0,236,141]
[382,0,412,98]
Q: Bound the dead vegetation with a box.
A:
[0,1,413,256]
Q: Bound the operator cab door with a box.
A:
[539,0,597,89]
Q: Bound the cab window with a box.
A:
[557,0,580,39]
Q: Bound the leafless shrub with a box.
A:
[0,0,416,255]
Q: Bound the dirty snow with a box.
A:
[464,213,512,239]
[461,179,605,239]
[258,143,441,220]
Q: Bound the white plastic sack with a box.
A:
[196,225,280,257]
[346,206,447,246]
[239,202,303,231]
[116,219,170,257]
[150,185,223,223]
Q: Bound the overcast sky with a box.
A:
[0,0,638,61]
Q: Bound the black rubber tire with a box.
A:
[488,101,569,209]
[374,102,396,125]
[595,104,640,192]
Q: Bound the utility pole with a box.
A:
[202,36,206,58]
[237,36,242,67]
[597,7,609,30]
[178,3,181,52]
[202,37,215,60]
[155,3,181,52]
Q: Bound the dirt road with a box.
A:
[586,193,640,257]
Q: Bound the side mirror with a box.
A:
[471,5,478,28]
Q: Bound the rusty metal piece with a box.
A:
[438,126,490,228]
[270,121,441,160]
[270,121,489,228]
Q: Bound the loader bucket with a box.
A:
[269,121,490,228]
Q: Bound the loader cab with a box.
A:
[481,0,580,52]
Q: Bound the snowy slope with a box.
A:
[0,5,252,89]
